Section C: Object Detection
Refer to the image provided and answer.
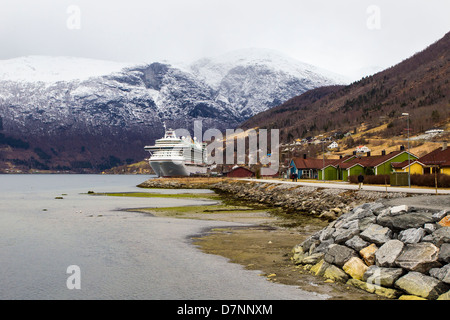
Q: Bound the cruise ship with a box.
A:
[144,127,208,177]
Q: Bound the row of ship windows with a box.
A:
[153,151,204,158]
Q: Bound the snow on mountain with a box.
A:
[189,48,349,118]
[0,56,134,83]
[190,48,349,89]
[0,51,348,170]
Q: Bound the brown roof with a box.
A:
[226,166,254,173]
[391,160,425,169]
[327,155,355,167]
[292,157,335,169]
[293,150,419,170]
[323,150,417,169]
[419,147,450,167]
[260,167,278,176]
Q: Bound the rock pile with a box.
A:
[293,203,450,300]
[210,181,408,220]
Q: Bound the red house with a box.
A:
[224,166,255,178]
[261,167,278,178]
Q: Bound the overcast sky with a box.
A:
[1,0,449,80]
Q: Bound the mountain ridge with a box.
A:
[0,49,344,172]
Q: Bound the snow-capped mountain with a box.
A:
[190,48,348,89]
[0,51,347,171]
[190,48,348,118]
[0,56,133,83]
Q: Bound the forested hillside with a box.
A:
[241,32,450,143]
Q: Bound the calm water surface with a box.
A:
[0,174,326,300]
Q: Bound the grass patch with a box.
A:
[96,189,276,220]
[131,204,269,219]
[141,204,256,214]
[89,188,327,228]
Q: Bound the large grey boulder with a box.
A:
[395,242,441,273]
[439,243,450,263]
[424,223,436,234]
[432,209,448,222]
[377,211,435,231]
[345,235,370,252]
[301,234,320,253]
[363,265,404,288]
[360,223,393,246]
[395,271,449,300]
[431,227,450,247]
[398,228,426,244]
[311,239,334,254]
[429,265,450,284]
[375,239,404,267]
[318,227,335,242]
[333,227,359,244]
[358,216,377,231]
[343,207,375,222]
[341,219,359,230]
[324,244,358,267]
[363,202,385,213]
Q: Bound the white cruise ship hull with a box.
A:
[154,160,188,177]
[145,127,208,177]
[149,161,163,177]
[150,160,207,177]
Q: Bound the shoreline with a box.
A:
[132,178,394,299]
[134,177,449,300]
[137,177,419,221]
[128,198,383,299]
[192,224,385,300]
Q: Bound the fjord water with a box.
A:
[0,174,325,300]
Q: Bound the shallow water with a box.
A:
[0,174,327,300]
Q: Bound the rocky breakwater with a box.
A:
[293,203,450,300]
[210,180,409,220]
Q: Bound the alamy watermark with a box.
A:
[66,5,81,30]
[365,267,383,289]
[66,265,81,290]
[366,5,381,30]
[173,120,280,172]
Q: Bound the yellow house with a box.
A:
[392,160,425,175]
[418,144,450,176]
[441,165,450,175]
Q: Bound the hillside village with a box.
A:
[96,121,449,187]
[224,122,449,188]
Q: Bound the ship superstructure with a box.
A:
[144,127,207,177]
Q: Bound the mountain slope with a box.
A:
[0,56,132,83]
[241,32,450,143]
[0,50,344,172]
[190,48,348,118]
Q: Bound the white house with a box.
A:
[355,145,371,153]
[425,128,444,135]
[328,141,339,149]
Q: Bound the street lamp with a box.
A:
[402,113,411,188]
[319,134,325,181]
